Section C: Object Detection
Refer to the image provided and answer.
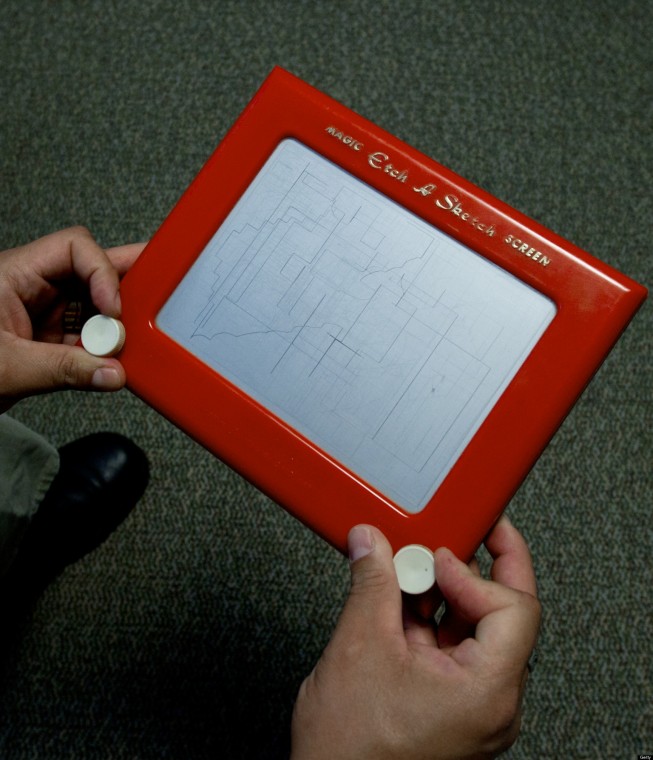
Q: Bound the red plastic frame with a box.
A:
[118,67,646,559]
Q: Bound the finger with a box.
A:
[436,601,477,651]
[468,556,481,577]
[402,607,438,648]
[0,336,125,401]
[105,242,147,277]
[331,525,404,646]
[68,229,122,317]
[434,554,483,648]
[434,546,532,626]
[484,515,538,596]
[434,547,540,666]
[22,228,121,318]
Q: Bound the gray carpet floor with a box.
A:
[1,1,651,758]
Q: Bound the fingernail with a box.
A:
[91,366,122,390]
[348,525,374,563]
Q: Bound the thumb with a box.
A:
[3,337,125,399]
[332,525,404,642]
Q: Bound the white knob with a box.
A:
[81,315,126,357]
[393,544,436,594]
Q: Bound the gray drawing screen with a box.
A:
[157,139,556,513]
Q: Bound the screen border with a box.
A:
[119,67,646,559]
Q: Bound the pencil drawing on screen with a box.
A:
[158,139,555,512]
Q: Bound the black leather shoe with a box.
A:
[1,432,149,597]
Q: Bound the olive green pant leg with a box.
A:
[0,415,60,578]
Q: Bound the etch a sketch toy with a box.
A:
[113,68,646,563]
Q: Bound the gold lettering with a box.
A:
[368,153,409,182]
[504,234,552,267]
[368,151,387,170]
[413,183,437,196]
[435,195,495,235]
[436,193,457,210]
[325,126,363,151]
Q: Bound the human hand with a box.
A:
[291,516,541,759]
[0,226,145,412]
